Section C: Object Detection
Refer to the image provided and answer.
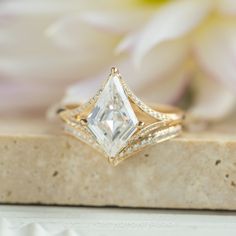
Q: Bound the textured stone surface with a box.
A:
[0,118,236,210]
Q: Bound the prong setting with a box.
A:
[111,67,119,75]
[59,67,184,166]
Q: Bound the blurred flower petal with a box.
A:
[137,66,191,104]
[1,21,119,81]
[194,21,236,92]
[0,80,63,117]
[80,10,152,34]
[62,63,190,109]
[217,0,236,15]
[62,39,189,106]
[0,19,59,53]
[116,31,139,53]
[132,0,211,65]
[1,0,236,121]
[0,0,82,15]
[47,16,118,71]
[62,77,102,105]
[189,76,235,120]
[117,40,189,90]
[0,57,103,82]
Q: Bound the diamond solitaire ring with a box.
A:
[59,67,184,166]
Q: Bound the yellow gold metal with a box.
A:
[111,67,119,74]
[80,118,87,125]
[138,121,145,128]
[59,67,184,166]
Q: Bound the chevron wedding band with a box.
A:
[59,67,184,166]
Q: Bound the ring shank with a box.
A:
[149,103,185,120]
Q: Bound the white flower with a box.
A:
[1,0,236,120]
[64,0,236,121]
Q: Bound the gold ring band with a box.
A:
[59,67,184,166]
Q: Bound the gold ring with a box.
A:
[59,67,184,166]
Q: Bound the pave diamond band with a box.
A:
[59,67,184,166]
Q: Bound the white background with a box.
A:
[0,205,236,235]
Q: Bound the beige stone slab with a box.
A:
[0,118,236,210]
